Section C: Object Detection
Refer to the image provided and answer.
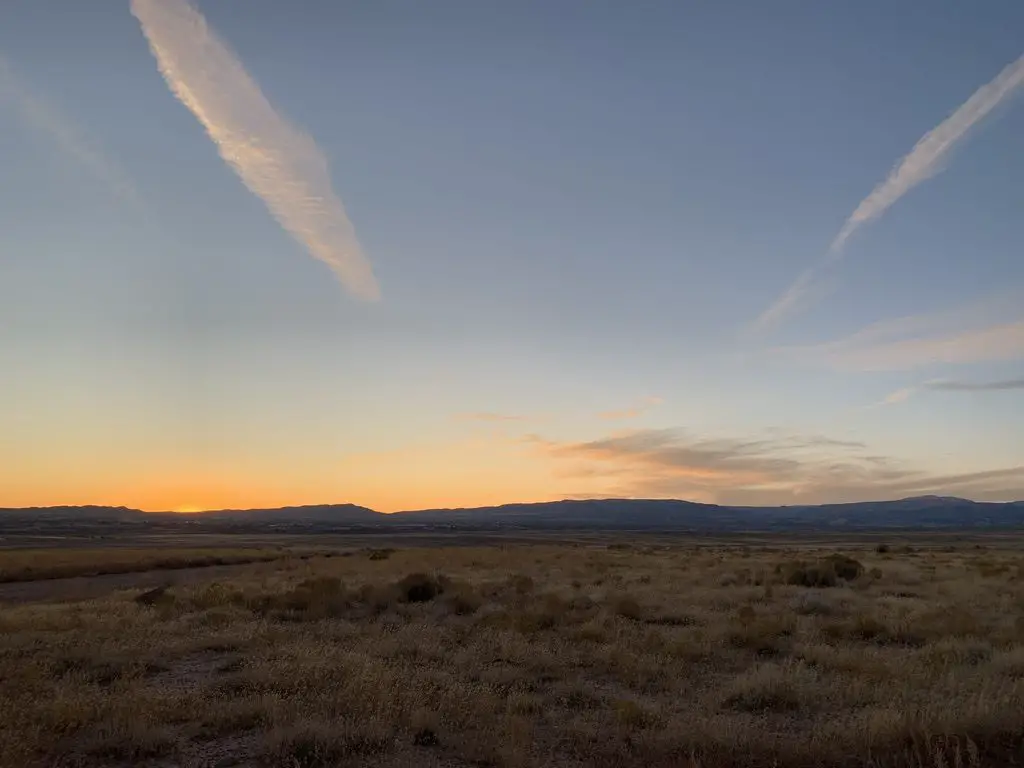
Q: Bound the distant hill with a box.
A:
[401,498,727,528]
[723,496,1024,530]
[199,504,382,524]
[397,496,1024,531]
[2,496,1023,532]
[0,505,149,523]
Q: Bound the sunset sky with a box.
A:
[1,1,1023,513]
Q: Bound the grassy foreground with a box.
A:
[1,542,1023,767]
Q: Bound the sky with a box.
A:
[1,1,1022,513]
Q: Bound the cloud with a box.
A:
[925,378,1024,392]
[598,396,664,421]
[878,377,1024,406]
[528,427,1024,505]
[131,0,379,300]
[752,53,1024,334]
[0,54,140,206]
[871,387,915,408]
[777,295,1024,372]
[748,269,837,339]
[793,319,1024,372]
[827,54,1024,257]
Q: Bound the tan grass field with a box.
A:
[0,547,297,583]
[2,540,1023,767]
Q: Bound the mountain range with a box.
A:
[2,496,1024,532]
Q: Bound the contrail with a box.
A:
[131,0,379,300]
[0,54,141,207]
[752,53,1024,334]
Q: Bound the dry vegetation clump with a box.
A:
[395,571,447,602]
[719,661,817,713]
[264,720,393,766]
[779,553,865,587]
[2,540,1024,767]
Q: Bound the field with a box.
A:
[1,537,1024,767]
[0,547,297,583]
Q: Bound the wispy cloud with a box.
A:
[788,319,1024,372]
[827,54,1024,257]
[777,294,1024,372]
[752,53,1024,334]
[131,0,379,300]
[875,387,915,407]
[926,378,1024,392]
[598,396,664,421]
[528,427,1024,505]
[0,54,140,206]
[878,377,1024,407]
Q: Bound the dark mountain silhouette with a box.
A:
[402,498,727,528]
[199,504,380,524]
[2,496,1023,532]
[397,496,1024,530]
[0,505,149,522]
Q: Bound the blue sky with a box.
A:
[1,1,1022,511]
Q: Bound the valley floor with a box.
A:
[1,537,1023,767]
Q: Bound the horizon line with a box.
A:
[3,493,1021,515]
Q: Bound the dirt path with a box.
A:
[0,560,281,605]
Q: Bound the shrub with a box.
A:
[727,614,795,657]
[507,574,535,595]
[298,576,343,594]
[396,573,445,603]
[791,592,841,617]
[264,721,391,766]
[848,615,890,643]
[413,727,439,747]
[247,576,349,621]
[612,698,655,727]
[718,571,741,587]
[445,588,484,616]
[190,582,245,610]
[349,583,393,614]
[821,614,927,647]
[367,548,394,561]
[134,585,172,607]
[876,543,890,554]
[720,664,806,713]
[492,593,574,633]
[77,722,177,762]
[784,562,838,588]
[513,612,554,633]
[781,555,863,587]
[610,594,644,621]
[570,619,608,642]
[826,554,865,581]
[644,610,697,627]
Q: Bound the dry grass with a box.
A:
[2,541,1024,767]
[0,547,300,583]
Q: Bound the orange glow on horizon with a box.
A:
[1,436,612,513]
